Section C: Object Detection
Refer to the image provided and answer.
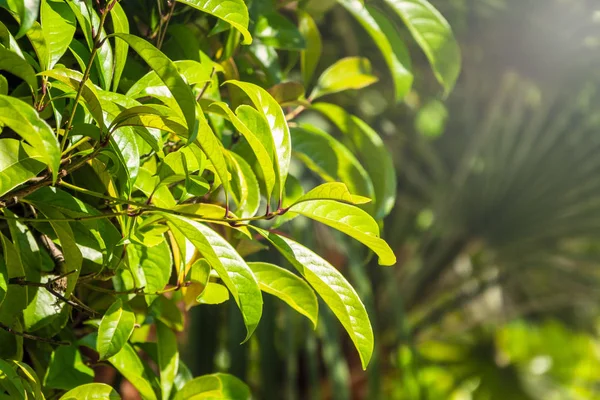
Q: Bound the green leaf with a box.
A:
[310,57,378,100]
[291,182,371,206]
[112,33,197,139]
[288,200,396,265]
[339,0,413,102]
[110,2,129,92]
[211,101,276,202]
[59,383,120,400]
[44,345,94,390]
[107,341,158,400]
[174,373,251,400]
[291,124,374,201]
[225,80,291,202]
[384,0,461,95]
[41,0,76,69]
[0,359,27,399]
[183,259,210,310]
[5,0,40,38]
[176,0,252,45]
[157,321,179,400]
[0,139,45,197]
[127,240,173,305]
[248,262,318,328]
[0,95,60,182]
[164,215,262,341]
[256,228,374,369]
[0,48,38,92]
[268,82,306,106]
[255,12,305,50]
[227,151,261,218]
[97,298,136,360]
[0,74,7,95]
[198,283,230,305]
[151,296,184,332]
[299,11,322,86]
[158,150,188,188]
[40,68,105,133]
[312,102,397,219]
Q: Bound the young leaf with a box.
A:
[127,240,173,305]
[288,200,396,265]
[198,283,230,305]
[110,2,129,92]
[225,80,291,202]
[309,57,378,100]
[41,0,76,69]
[211,102,276,202]
[248,262,318,328]
[112,33,197,139]
[164,215,262,341]
[227,151,261,218]
[59,383,120,400]
[6,0,40,38]
[174,373,251,400]
[97,298,136,360]
[291,182,371,206]
[339,0,413,101]
[312,102,397,219]
[176,0,252,44]
[384,0,461,95]
[183,258,210,310]
[0,139,45,197]
[0,95,60,182]
[157,321,179,400]
[0,47,38,92]
[291,124,374,201]
[256,228,374,369]
[299,11,322,86]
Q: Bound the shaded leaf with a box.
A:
[299,11,322,86]
[44,345,94,390]
[255,12,305,50]
[0,47,38,92]
[157,321,179,400]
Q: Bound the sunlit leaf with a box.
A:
[290,182,371,206]
[0,139,45,197]
[0,47,38,92]
[44,345,94,390]
[59,383,120,400]
[255,12,305,50]
[97,298,136,360]
[176,0,252,44]
[110,2,129,92]
[299,11,322,86]
[310,57,378,100]
[174,373,251,400]
[157,321,179,400]
[41,0,76,69]
[256,228,374,369]
[248,262,318,327]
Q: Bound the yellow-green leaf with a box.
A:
[0,139,45,197]
[97,298,136,360]
[290,182,371,206]
[299,11,322,85]
[0,47,38,92]
[41,0,76,69]
[310,57,378,100]
[248,262,318,328]
[59,383,120,400]
[174,373,250,400]
[157,321,179,400]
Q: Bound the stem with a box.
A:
[196,67,216,101]
[62,136,92,156]
[285,105,306,121]
[61,5,110,152]
[157,0,176,49]
[0,322,70,346]
[0,211,129,223]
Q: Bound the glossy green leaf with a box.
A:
[174,373,251,400]
[291,182,371,206]
[289,200,396,265]
[0,20,25,56]
[67,1,113,90]
[211,101,276,201]
[0,74,7,95]
[0,95,60,182]
[0,139,45,197]
[5,0,40,38]
[339,0,413,101]
[255,12,305,50]
[164,215,262,341]
[41,0,76,69]
[127,240,173,305]
[310,57,378,100]
[176,0,252,44]
[112,33,197,138]
[225,80,291,202]
[0,358,27,399]
[110,2,129,92]
[299,11,322,85]
[248,262,318,327]
[312,102,397,219]
[227,151,261,218]
[108,342,158,400]
[291,124,374,200]
[195,108,231,198]
[97,298,136,360]
[384,0,461,94]
[158,150,188,188]
[157,321,179,400]
[256,228,374,369]
[0,48,38,92]
[44,345,94,390]
[59,383,120,400]
[40,68,105,132]
[198,282,230,305]
[25,20,49,70]
[183,259,210,309]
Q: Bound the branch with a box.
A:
[0,322,70,346]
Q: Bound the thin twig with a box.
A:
[0,322,70,346]
[196,67,216,101]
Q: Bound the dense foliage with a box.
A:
[0,0,460,398]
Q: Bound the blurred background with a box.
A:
[179,0,600,398]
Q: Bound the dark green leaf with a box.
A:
[44,345,94,390]
[0,48,38,92]
[298,11,322,86]
[255,12,305,50]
